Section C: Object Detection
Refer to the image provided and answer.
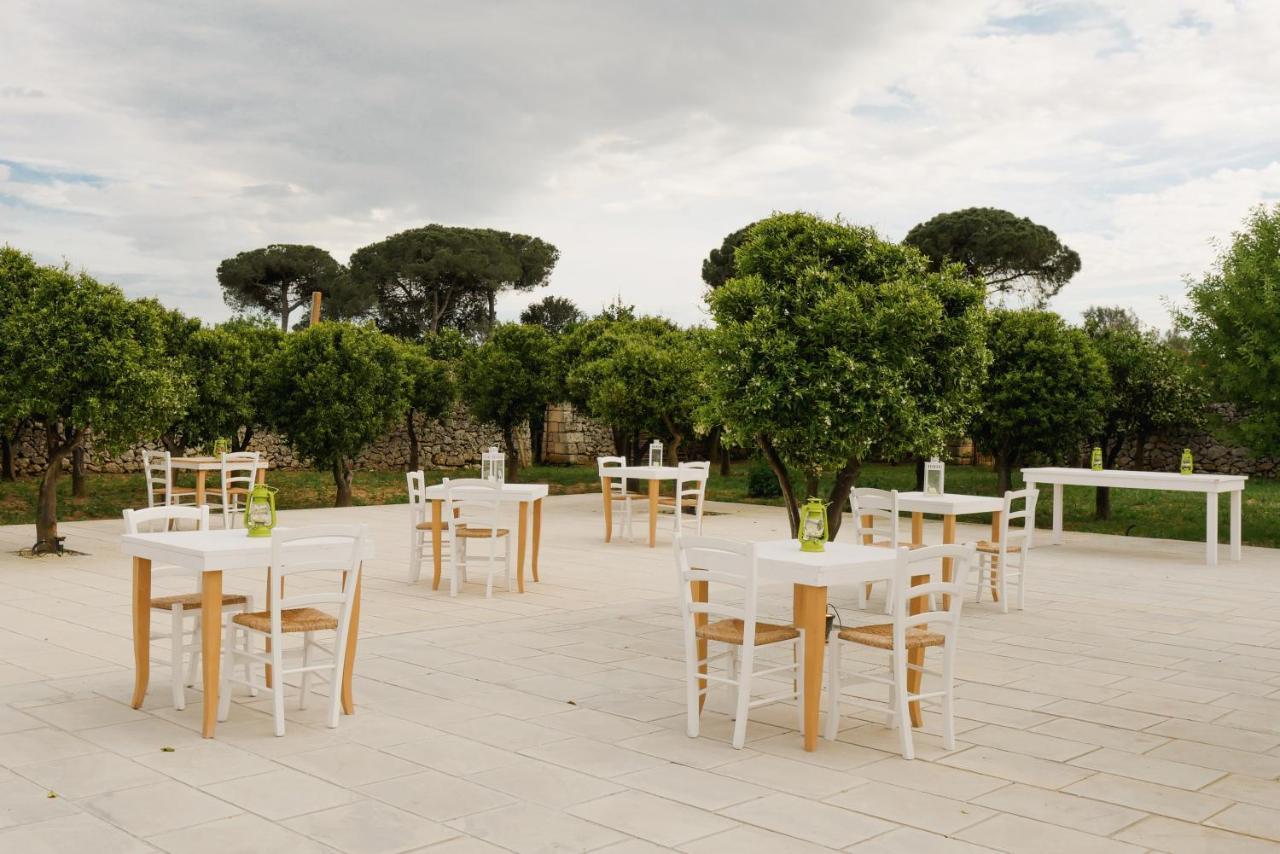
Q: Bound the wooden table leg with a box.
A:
[793,584,827,751]
[516,501,529,593]
[602,477,613,543]
[989,512,1003,602]
[256,466,266,485]
[265,571,279,688]
[648,479,659,548]
[911,512,924,546]
[532,498,542,582]
[200,571,223,738]
[942,514,958,609]
[431,499,443,590]
[342,568,361,715]
[691,579,708,713]
[906,570,930,729]
[194,470,207,507]
[131,558,152,709]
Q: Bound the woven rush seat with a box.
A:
[233,607,337,634]
[866,539,927,550]
[454,525,509,538]
[975,540,1020,553]
[167,486,197,495]
[696,618,799,646]
[607,491,646,500]
[837,622,944,650]
[150,592,247,610]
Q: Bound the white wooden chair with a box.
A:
[444,478,513,598]
[656,461,709,535]
[142,450,196,508]
[976,488,1038,613]
[597,455,635,540]
[674,533,804,749]
[216,451,260,529]
[824,542,975,759]
[406,471,455,584]
[850,487,920,611]
[217,524,368,737]
[122,505,254,710]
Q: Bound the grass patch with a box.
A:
[1,462,1274,549]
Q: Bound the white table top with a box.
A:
[121,528,376,571]
[612,465,688,480]
[1021,467,1247,492]
[169,457,270,471]
[894,491,1004,516]
[423,482,550,500]
[755,539,899,587]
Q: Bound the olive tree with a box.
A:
[458,323,556,481]
[704,212,989,537]
[0,252,189,552]
[398,340,456,471]
[1177,203,1280,453]
[1085,307,1206,518]
[970,309,1109,493]
[263,323,408,506]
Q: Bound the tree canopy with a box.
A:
[398,340,456,471]
[700,221,760,290]
[520,294,583,333]
[970,308,1108,492]
[217,244,349,331]
[262,322,408,506]
[349,225,558,339]
[903,207,1081,305]
[0,252,189,550]
[1178,203,1280,453]
[704,212,990,535]
[458,323,557,481]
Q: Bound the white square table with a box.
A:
[701,540,901,751]
[169,455,269,505]
[121,528,375,738]
[893,491,1006,611]
[420,482,549,592]
[600,465,687,547]
[1021,467,1247,565]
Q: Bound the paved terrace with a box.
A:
[1,494,1279,853]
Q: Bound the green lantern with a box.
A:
[1090,446,1103,471]
[212,437,231,457]
[243,483,278,538]
[798,497,828,553]
[1180,448,1194,475]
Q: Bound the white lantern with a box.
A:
[925,457,945,495]
[481,446,505,484]
[648,440,664,468]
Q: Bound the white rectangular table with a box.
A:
[421,482,549,592]
[121,528,375,737]
[169,456,270,506]
[601,465,686,548]
[1021,467,1247,565]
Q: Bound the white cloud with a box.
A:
[1,0,1278,330]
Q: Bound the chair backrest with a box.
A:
[269,525,368,633]
[142,449,173,509]
[221,452,260,496]
[406,470,427,523]
[677,461,710,499]
[886,543,977,638]
[597,456,628,495]
[123,503,209,535]
[999,488,1039,549]
[443,477,502,533]
[850,487,901,547]
[672,533,760,633]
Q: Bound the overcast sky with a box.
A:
[3,1,1278,330]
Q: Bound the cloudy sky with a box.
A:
[3,1,1278,330]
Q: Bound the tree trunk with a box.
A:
[35,423,82,553]
[502,425,519,483]
[332,456,353,507]
[486,291,497,338]
[825,457,861,539]
[756,434,800,536]
[661,415,683,462]
[529,407,545,466]
[71,445,87,498]
[995,452,1014,495]
[160,433,184,455]
[720,442,732,476]
[611,427,627,458]
[1133,434,1148,470]
[406,408,420,471]
[914,456,926,492]
[281,284,291,332]
[803,474,819,500]
[1,434,14,481]
[1095,437,1124,520]
[233,426,254,454]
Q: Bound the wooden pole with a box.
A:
[309,291,323,326]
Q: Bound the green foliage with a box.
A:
[1178,204,1280,453]
[520,295,583,333]
[704,211,989,532]
[903,207,1081,304]
[216,244,351,331]
[349,225,559,339]
[399,341,456,422]
[458,323,557,479]
[262,322,408,505]
[565,318,704,452]
[970,308,1108,486]
[746,456,783,498]
[700,221,760,290]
